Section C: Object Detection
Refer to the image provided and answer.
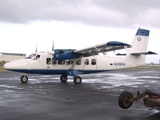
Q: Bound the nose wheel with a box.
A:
[20,75,28,83]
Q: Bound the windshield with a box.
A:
[25,54,36,59]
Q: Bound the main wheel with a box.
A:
[74,76,82,84]
[118,91,133,109]
[60,75,68,82]
[20,75,28,83]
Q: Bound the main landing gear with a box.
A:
[60,75,68,82]
[74,76,82,84]
[60,74,82,84]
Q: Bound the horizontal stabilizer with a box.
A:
[116,51,157,56]
[131,51,157,55]
[116,53,126,56]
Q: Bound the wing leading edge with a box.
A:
[74,41,131,57]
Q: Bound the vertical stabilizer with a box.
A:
[126,28,150,65]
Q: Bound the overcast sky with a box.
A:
[0,0,160,63]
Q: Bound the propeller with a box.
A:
[52,41,54,51]
[35,45,37,53]
[47,40,55,55]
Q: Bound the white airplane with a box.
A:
[4,28,156,84]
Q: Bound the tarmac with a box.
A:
[0,68,160,120]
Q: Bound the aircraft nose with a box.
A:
[4,62,12,70]
[4,59,30,70]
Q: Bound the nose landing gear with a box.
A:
[20,75,28,83]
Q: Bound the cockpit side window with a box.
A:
[34,55,40,60]
[46,58,51,65]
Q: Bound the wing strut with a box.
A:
[70,58,77,70]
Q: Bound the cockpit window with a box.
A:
[34,55,40,60]
[25,54,36,59]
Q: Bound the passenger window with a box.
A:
[52,58,57,65]
[58,60,65,65]
[85,59,89,65]
[70,60,73,64]
[46,58,51,65]
[76,59,81,65]
[66,60,70,65]
[91,59,96,65]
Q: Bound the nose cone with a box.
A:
[4,59,29,71]
[4,62,13,70]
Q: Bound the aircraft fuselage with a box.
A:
[4,52,138,76]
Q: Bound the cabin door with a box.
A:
[83,58,97,70]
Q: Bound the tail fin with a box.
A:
[126,28,150,65]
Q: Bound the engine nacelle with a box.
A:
[54,49,80,60]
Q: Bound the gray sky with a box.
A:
[1,0,160,27]
[0,0,160,63]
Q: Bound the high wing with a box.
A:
[53,41,131,60]
[73,41,131,57]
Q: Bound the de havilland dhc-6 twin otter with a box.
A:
[4,28,156,84]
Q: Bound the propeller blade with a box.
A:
[52,41,54,51]
[35,45,37,53]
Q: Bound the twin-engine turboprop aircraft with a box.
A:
[4,28,156,84]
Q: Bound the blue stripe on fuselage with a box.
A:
[6,69,109,75]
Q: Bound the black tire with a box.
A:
[60,75,68,82]
[74,76,82,84]
[118,91,133,109]
[20,75,28,83]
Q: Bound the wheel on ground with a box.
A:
[118,91,133,109]
[74,76,82,84]
[20,75,28,83]
[60,75,68,82]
